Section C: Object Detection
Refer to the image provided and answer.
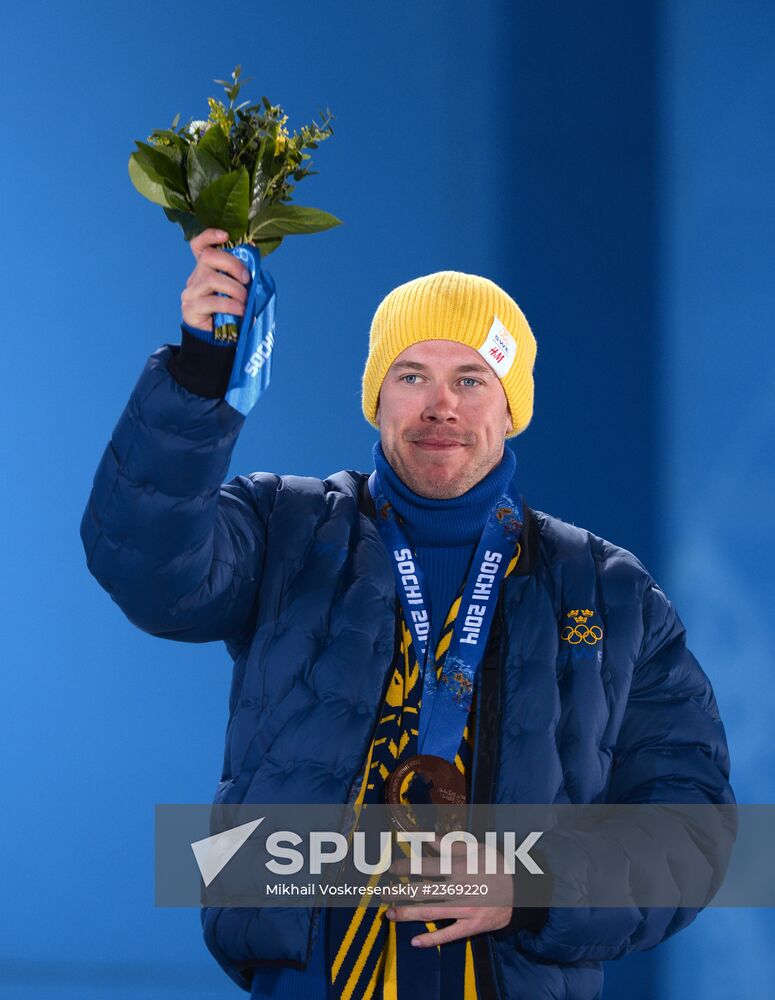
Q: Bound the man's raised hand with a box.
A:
[181,229,252,332]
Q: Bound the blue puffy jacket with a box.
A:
[81,342,734,999]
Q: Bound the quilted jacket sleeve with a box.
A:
[80,339,277,646]
[516,578,735,963]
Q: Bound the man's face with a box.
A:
[376,340,513,499]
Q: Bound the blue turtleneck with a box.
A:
[372,440,518,654]
[250,442,519,1000]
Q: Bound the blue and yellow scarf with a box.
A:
[327,540,520,1000]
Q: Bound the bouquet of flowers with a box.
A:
[128,66,340,403]
[129,65,341,257]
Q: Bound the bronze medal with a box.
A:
[386,754,466,836]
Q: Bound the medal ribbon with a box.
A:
[328,596,476,1000]
[368,469,523,764]
[213,243,277,417]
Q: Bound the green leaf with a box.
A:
[260,134,277,168]
[248,203,343,240]
[171,112,180,129]
[129,152,174,208]
[157,140,185,168]
[163,184,191,212]
[187,144,227,202]
[133,140,186,192]
[163,207,206,241]
[255,237,283,256]
[249,155,271,221]
[194,167,250,241]
[198,123,231,171]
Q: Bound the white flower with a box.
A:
[186,119,209,141]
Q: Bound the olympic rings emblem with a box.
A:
[560,624,603,645]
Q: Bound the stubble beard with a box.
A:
[388,444,504,500]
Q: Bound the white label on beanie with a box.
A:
[478,316,516,377]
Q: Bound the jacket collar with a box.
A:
[357,473,538,576]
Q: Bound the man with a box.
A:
[81,230,733,999]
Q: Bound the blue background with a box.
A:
[1,1,772,996]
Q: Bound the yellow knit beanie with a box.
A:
[361,270,537,438]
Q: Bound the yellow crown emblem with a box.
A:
[567,609,594,624]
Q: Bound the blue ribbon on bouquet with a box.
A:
[214,243,277,417]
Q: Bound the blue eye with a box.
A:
[401,374,419,384]
[460,377,480,387]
